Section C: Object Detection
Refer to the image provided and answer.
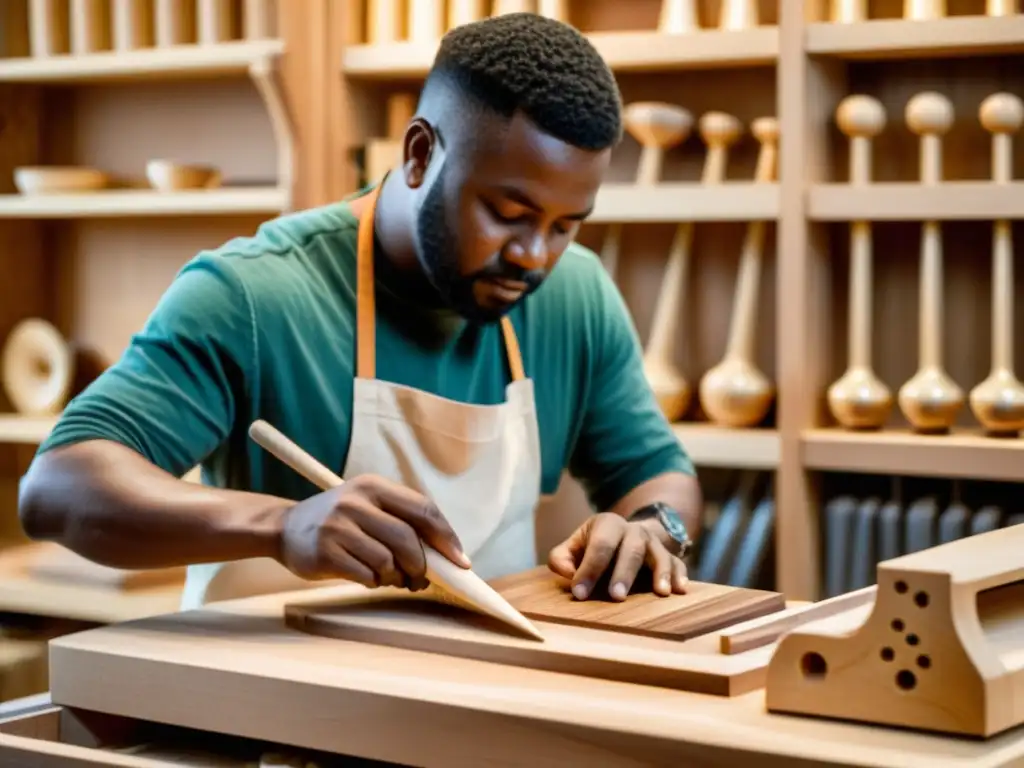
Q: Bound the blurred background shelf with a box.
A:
[0,188,289,218]
[672,425,779,469]
[807,182,1024,221]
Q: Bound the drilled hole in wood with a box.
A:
[801,652,827,680]
[880,647,894,662]
[896,670,917,690]
[907,634,920,646]
[891,619,904,632]
[917,655,931,669]
[914,591,929,608]
[895,580,908,594]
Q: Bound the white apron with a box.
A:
[180,185,543,609]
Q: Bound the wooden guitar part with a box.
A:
[69,0,109,54]
[969,93,1024,436]
[366,0,402,43]
[987,0,1019,14]
[698,117,778,428]
[1,318,73,416]
[830,0,867,22]
[904,0,946,18]
[111,0,153,50]
[766,524,1024,738]
[196,0,234,44]
[154,0,195,46]
[827,95,893,430]
[247,420,545,642]
[719,0,757,29]
[719,585,877,655]
[897,92,964,433]
[285,584,775,696]
[407,0,445,42]
[29,0,69,56]
[488,565,785,641]
[448,0,486,30]
[536,0,568,21]
[365,93,417,183]
[658,0,699,33]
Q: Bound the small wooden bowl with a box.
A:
[14,166,109,195]
[1,318,73,416]
[146,160,222,191]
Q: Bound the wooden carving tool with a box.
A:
[367,0,403,43]
[698,117,778,428]
[536,0,568,21]
[969,93,1024,436]
[987,0,1019,14]
[830,0,867,22]
[642,110,736,422]
[247,420,545,642]
[600,102,691,281]
[766,524,1024,738]
[448,0,486,30]
[407,0,445,42]
[904,0,945,18]
[827,95,893,430]
[719,0,757,29]
[719,585,876,655]
[897,92,963,433]
[658,0,699,33]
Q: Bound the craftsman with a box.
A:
[17,13,702,611]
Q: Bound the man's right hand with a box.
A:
[278,474,471,591]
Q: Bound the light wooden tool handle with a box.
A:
[719,0,757,29]
[247,420,546,642]
[904,0,946,18]
[407,0,445,41]
[645,222,692,362]
[367,0,402,43]
[658,0,699,33]
[987,0,1018,14]
[536,0,567,20]
[830,0,867,22]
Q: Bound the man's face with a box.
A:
[412,111,611,323]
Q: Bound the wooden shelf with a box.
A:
[807,182,1024,221]
[672,424,780,469]
[0,415,57,444]
[0,188,288,219]
[0,39,285,84]
[805,16,1024,61]
[342,27,779,79]
[591,183,779,223]
[802,429,1024,483]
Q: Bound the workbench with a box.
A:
[1,582,1023,768]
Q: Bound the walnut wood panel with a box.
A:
[285,586,774,696]
[487,565,785,640]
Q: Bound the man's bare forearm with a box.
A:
[18,439,293,570]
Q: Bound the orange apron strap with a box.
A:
[355,182,526,383]
[355,186,380,380]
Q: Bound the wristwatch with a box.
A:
[628,502,692,558]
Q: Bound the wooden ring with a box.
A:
[1,318,73,416]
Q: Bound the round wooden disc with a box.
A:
[1,318,73,416]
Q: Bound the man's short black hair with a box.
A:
[424,13,623,151]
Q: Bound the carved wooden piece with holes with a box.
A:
[766,524,1024,738]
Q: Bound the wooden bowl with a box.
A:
[146,160,222,191]
[13,166,108,195]
[1,318,73,416]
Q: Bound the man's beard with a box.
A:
[414,168,542,324]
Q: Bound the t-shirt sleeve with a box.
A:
[37,254,254,479]
[567,264,696,512]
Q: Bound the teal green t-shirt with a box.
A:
[38,198,694,511]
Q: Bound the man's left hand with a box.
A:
[548,512,688,601]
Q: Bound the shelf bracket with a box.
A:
[248,52,296,213]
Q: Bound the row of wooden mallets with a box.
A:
[366,0,760,44]
[606,101,778,429]
[829,90,1024,436]
[828,0,1018,22]
[28,0,275,57]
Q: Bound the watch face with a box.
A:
[656,505,691,552]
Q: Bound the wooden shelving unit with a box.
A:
[0,188,288,218]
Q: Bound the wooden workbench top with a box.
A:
[39,583,1024,768]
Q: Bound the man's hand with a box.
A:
[279,474,471,591]
[548,512,688,601]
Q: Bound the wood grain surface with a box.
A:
[284,589,772,696]
[488,566,786,641]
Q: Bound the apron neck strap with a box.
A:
[355,184,525,383]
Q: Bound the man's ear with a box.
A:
[402,118,437,189]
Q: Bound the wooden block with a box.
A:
[285,588,772,696]
[488,565,785,641]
